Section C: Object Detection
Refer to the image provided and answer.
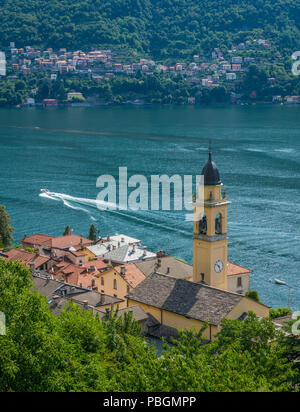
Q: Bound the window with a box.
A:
[215,213,222,234]
[114,279,117,290]
[101,277,104,286]
[199,214,207,234]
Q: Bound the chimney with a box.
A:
[83,300,88,309]
[107,235,110,241]
[132,244,136,252]
[90,265,96,272]
[166,267,170,274]
[105,307,110,321]
[143,246,147,256]
[100,293,105,304]
[120,266,126,276]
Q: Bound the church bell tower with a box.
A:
[193,152,231,290]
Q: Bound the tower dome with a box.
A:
[201,152,221,186]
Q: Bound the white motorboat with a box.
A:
[274,279,287,286]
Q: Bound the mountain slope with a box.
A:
[0,0,299,58]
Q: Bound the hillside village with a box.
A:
[1,39,299,106]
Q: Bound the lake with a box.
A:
[0,105,299,310]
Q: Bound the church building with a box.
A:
[192,152,251,294]
[127,153,269,339]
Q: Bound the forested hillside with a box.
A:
[0,0,300,59]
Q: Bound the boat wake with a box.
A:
[39,189,191,236]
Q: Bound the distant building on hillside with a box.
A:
[43,99,58,107]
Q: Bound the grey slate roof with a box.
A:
[31,276,65,298]
[31,275,123,307]
[127,272,243,326]
[135,256,193,280]
[104,245,129,262]
[103,244,156,264]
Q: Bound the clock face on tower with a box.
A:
[214,260,224,273]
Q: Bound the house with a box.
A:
[48,254,109,288]
[86,234,142,258]
[285,96,300,104]
[231,64,242,72]
[32,274,123,313]
[202,78,210,86]
[32,274,150,330]
[226,73,237,81]
[26,97,35,106]
[222,64,231,71]
[21,234,56,251]
[0,249,50,272]
[43,99,58,107]
[135,255,251,295]
[103,244,156,265]
[96,263,146,308]
[67,92,84,101]
[103,234,141,246]
[127,273,269,340]
[21,233,93,256]
[232,56,243,64]
[227,262,252,295]
[135,256,193,281]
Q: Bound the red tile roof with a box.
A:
[21,233,93,250]
[3,249,50,268]
[84,258,108,271]
[46,234,92,249]
[52,263,82,285]
[227,262,252,276]
[21,233,55,246]
[51,260,106,289]
[77,272,99,290]
[115,264,146,288]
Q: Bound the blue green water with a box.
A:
[0,105,299,310]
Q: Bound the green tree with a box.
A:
[88,224,99,243]
[0,205,14,247]
[270,308,292,320]
[246,290,260,302]
[63,225,71,236]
